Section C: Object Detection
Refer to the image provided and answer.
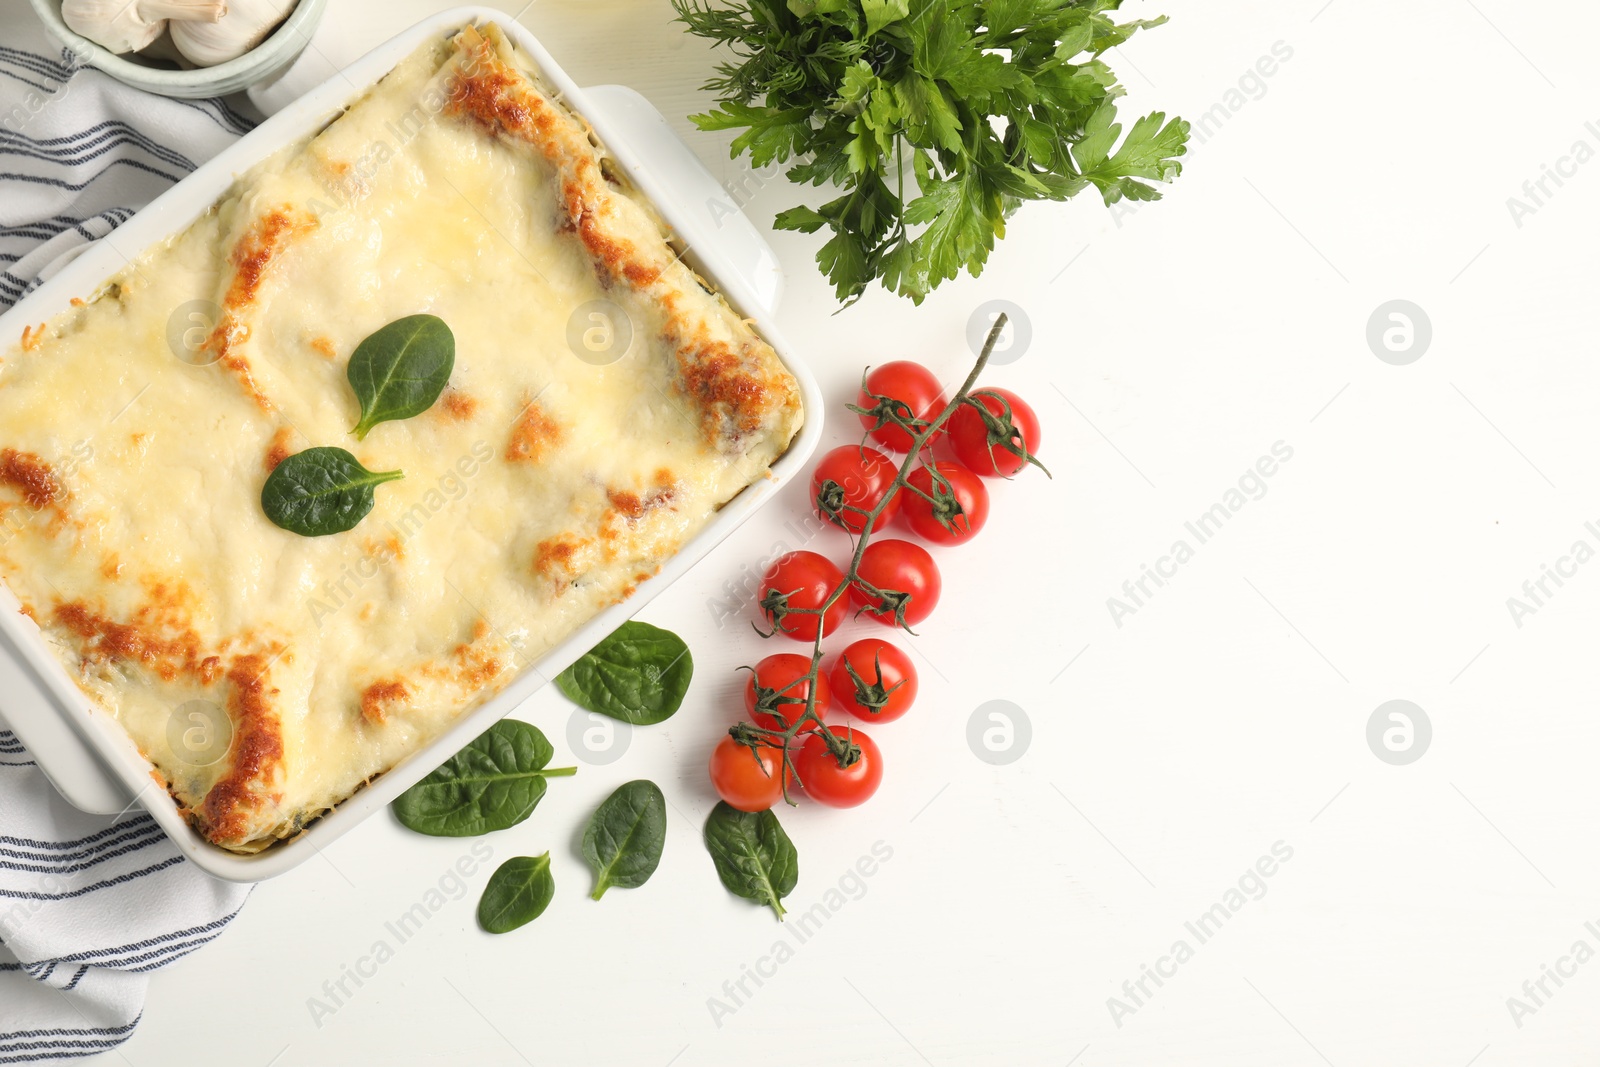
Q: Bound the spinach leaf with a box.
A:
[555,621,693,725]
[347,314,455,439]
[582,780,666,900]
[392,720,576,836]
[261,446,403,536]
[703,801,797,920]
[478,853,555,934]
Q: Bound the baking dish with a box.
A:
[0,6,820,881]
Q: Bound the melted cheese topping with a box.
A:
[0,24,802,852]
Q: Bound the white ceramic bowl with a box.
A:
[27,0,329,99]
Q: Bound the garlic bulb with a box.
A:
[170,0,299,66]
[61,0,225,55]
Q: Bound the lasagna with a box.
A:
[0,24,802,852]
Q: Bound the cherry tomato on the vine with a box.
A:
[709,736,789,812]
[902,462,990,545]
[948,387,1041,477]
[830,638,917,723]
[795,726,883,807]
[850,538,941,627]
[744,653,830,732]
[811,445,901,534]
[759,551,847,641]
[858,361,947,453]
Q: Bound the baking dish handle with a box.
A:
[0,630,134,815]
[579,84,784,321]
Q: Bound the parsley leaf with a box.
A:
[862,0,910,36]
[674,0,1188,305]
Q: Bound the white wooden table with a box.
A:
[114,1,1600,1063]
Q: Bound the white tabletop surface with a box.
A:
[101,0,1600,1063]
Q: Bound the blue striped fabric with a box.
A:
[0,834,170,878]
[0,24,250,312]
[0,818,165,859]
[0,742,252,1062]
[0,10,256,1062]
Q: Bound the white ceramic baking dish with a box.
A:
[0,6,820,882]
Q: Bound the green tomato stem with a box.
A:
[758,314,1012,799]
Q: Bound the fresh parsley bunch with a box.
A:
[674,0,1189,306]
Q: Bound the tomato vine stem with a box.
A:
[735,313,1025,799]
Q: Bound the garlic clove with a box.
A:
[137,28,194,69]
[170,0,299,67]
[61,0,226,55]
[143,0,226,18]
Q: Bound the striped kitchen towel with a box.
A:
[0,11,253,311]
[0,723,252,1065]
[0,9,256,1063]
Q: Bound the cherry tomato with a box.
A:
[811,445,902,534]
[850,539,941,627]
[709,736,789,812]
[795,726,883,807]
[830,639,917,723]
[744,653,831,732]
[902,462,990,546]
[858,361,947,453]
[759,551,847,641]
[948,387,1041,477]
